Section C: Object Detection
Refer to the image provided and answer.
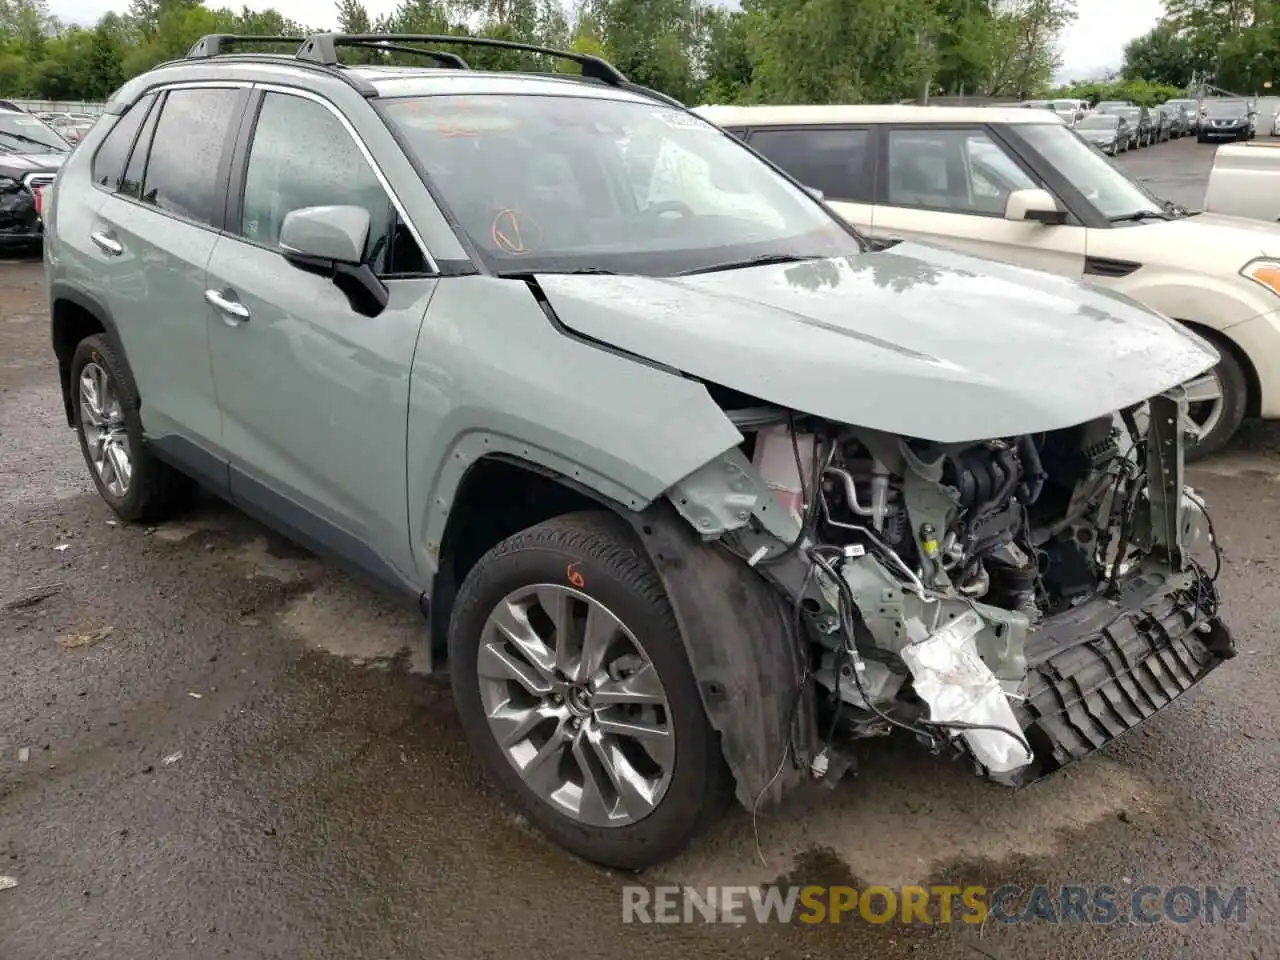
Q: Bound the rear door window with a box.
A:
[138,87,243,227]
[747,127,871,202]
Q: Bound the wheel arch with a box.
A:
[430,453,813,812]
[1177,318,1261,418]
[50,281,134,427]
[429,454,614,654]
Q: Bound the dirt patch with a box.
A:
[280,582,429,668]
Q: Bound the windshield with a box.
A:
[0,114,69,154]
[1018,123,1165,221]
[1078,115,1118,130]
[1116,108,1141,123]
[379,94,860,276]
[1166,100,1195,111]
[1204,100,1248,118]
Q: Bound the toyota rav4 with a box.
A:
[46,33,1235,870]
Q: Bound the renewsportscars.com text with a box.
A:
[621,884,1249,926]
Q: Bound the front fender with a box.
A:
[1106,271,1276,333]
[406,275,743,580]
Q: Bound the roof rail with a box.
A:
[186,34,305,59]
[297,33,629,87]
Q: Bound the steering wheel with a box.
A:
[644,200,695,219]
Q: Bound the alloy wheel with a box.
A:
[1131,369,1225,449]
[475,583,676,828]
[1182,369,1226,444]
[78,361,132,497]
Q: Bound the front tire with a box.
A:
[70,334,194,522]
[1184,342,1250,461]
[448,510,730,870]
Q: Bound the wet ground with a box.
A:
[3,142,1280,960]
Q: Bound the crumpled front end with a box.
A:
[647,385,1233,804]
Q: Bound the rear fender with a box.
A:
[49,281,133,426]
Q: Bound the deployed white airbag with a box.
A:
[900,609,1033,774]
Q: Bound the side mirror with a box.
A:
[1004,188,1066,225]
[279,205,389,318]
[802,184,825,201]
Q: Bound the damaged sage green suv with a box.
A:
[46,33,1236,870]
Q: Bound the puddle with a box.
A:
[151,519,215,544]
[658,754,1159,890]
[230,536,320,584]
[1191,451,1280,481]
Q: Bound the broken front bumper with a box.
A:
[1010,566,1234,786]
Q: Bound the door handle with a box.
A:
[89,231,123,256]
[204,289,251,324]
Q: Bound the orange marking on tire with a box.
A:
[566,562,585,588]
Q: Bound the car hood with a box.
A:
[0,153,65,177]
[535,244,1217,442]
[1136,211,1280,261]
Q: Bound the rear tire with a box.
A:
[70,334,195,522]
[448,510,731,870]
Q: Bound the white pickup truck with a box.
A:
[1204,140,1280,223]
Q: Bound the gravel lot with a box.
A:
[2,135,1279,959]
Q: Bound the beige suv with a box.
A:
[697,103,1280,456]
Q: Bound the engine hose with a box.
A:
[1017,434,1046,505]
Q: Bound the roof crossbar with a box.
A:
[186,35,305,58]
[297,33,629,87]
[340,40,470,70]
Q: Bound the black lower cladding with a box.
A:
[1010,567,1233,786]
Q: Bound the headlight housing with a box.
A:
[1240,258,1280,298]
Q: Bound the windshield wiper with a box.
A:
[498,267,620,278]
[0,131,66,153]
[1108,210,1171,224]
[677,253,821,277]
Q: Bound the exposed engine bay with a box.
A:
[674,388,1236,790]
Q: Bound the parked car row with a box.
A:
[36,111,97,144]
[0,106,70,249]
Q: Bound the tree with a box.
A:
[0,0,1084,106]
[586,0,706,104]
[701,8,752,103]
[931,0,997,96]
[742,0,942,105]
[980,0,1076,98]
[1122,21,1201,89]
[335,0,372,33]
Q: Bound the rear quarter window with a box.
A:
[90,94,155,190]
[747,127,871,202]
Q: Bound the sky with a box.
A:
[49,0,1165,83]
